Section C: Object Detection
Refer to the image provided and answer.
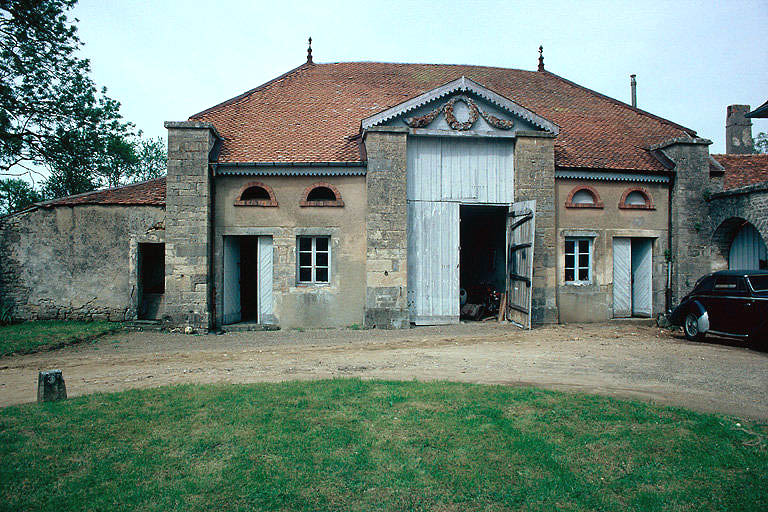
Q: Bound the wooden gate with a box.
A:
[506,200,536,329]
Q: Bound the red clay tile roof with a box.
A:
[40,178,166,207]
[190,61,695,172]
[711,154,768,189]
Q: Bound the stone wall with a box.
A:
[662,137,715,301]
[164,121,219,330]
[514,133,558,324]
[363,129,409,328]
[0,205,165,321]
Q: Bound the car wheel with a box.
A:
[683,312,704,341]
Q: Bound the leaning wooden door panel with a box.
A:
[631,238,653,317]
[257,236,274,323]
[222,236,241,325]
[613,237,631,318]
[407,201,460,324]
[506,200,535,329]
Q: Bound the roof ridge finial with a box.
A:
[307,36,313,64]
[538,45,544,72]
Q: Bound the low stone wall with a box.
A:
[0,204,165,322]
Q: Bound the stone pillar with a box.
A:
[514,132,558,324]
[163,121,219,331]
[363,129,409,328]
[660,137,714,303]
[725,105,753,154]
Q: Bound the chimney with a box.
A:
[726,105,753,154]
[630,74,637,108]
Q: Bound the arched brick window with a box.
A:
[300,182,344,207]
[619,187,654,210]
[234,182,278,207]
[565,185,603,209]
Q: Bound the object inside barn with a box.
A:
[459,205,507,320]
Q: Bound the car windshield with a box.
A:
[748,275,768,292]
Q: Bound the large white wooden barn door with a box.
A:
[612,238,631,318]
[729,224,768,270]
[223,236,241,325]
[257,236,273,323]
[407,201,460,324]
[631,238,653,317]
[505,200,536,329]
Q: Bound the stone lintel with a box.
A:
[164,121,222,140]
[364,126,409,133]
[514,130,557,139]
[649,136,712,151]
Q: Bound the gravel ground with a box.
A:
[1,321,766,419]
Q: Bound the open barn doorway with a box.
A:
[222,235,274,325]
[459,205,507,321]
[137,243,165,320]
[612,237,653,318]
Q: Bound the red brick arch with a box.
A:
[234,181,278,207]
[565,185,604,209]
[300,182,344,207]
[619,186,654,210]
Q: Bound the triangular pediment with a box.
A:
[362,76,559,135]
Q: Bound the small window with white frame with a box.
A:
[565,237,592,283]
[297,236,330,284]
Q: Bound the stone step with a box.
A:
[124,319,163,331]
[220,322,280,333]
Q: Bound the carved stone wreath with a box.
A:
[444,97,478,130]
[404,95,514,131]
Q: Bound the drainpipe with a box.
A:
[630,74,637,108]
[208,136,222,331]
[666,173,673,313]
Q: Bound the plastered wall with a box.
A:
[555,179,669,322]
[214,174,367,329]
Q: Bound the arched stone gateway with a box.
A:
[712,217,768,270]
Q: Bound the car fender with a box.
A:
[688,300,710,334]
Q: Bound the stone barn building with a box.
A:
[2,49,767,331]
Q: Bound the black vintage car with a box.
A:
[670,270,768,344]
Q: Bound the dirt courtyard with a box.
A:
[1,322,766,419]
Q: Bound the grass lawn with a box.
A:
[0,380,765,511]
[0,320,120,357]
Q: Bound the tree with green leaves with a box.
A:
[0,178,41,215]
[1,0,137,194]
[134,136,167,183]
[754,132,768,154]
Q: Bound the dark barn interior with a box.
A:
[459,205,507,319]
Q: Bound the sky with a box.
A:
[70,0,768,154]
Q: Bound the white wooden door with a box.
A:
[631,238,653,317]
[729,224,768,270]
[506,200,536,329]
[223,236,241,325]
[257,236,273,323]
[613,238,631,318]
[407,201,460,324]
